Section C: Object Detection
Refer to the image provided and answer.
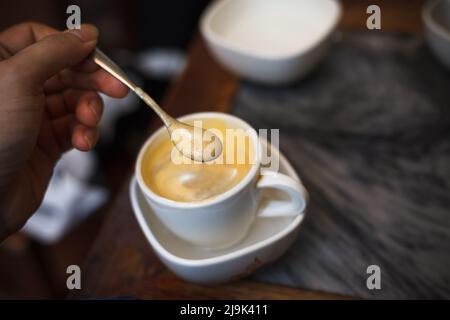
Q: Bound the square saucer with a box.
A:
[130,140,307,283]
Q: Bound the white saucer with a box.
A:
[130,140,307,284]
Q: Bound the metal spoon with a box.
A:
[93,49,222,162]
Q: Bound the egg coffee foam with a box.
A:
[141,118,255,202]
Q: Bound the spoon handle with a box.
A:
[93,49,137,91]
[93,48,174,127]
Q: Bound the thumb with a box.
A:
[9,24,98,85]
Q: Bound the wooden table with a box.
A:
[72,1,424,299]
[72,38,343,300]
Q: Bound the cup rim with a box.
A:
[135,112,262,209]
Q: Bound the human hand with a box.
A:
[0,22,129,241]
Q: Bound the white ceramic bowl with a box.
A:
[423,0,450,69]
[130,139,307,284]
[200,0,341,85]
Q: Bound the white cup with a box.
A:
[136,112,308,249]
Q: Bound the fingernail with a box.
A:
[66,25,99,42]
[84,129,96,149]
[88,100,100,122]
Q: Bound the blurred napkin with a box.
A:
[21,150,107,244]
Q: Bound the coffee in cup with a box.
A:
[136,112,307,249]
[141,118,255,202]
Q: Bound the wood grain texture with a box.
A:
[73,182,345,299]
[232,32,450,299]
[71,37,344,300]
[74,2,426,300]
[161,35,238,116]
[71,38,346,299]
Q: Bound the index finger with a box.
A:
[0,22,58,54]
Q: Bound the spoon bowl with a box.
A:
[94,49,223,162]
[169,121,223,163]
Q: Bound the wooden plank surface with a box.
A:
[73,1,424,299]
[73,176,346,299]
[71,37,345,300]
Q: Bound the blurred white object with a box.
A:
[58,148,96,180]
[137,49,186,80]
[22,150,107,244]
[423,0,450,69]
[99,91,139,142]
[201,0,342,84]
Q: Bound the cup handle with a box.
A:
[256,171,308,218]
